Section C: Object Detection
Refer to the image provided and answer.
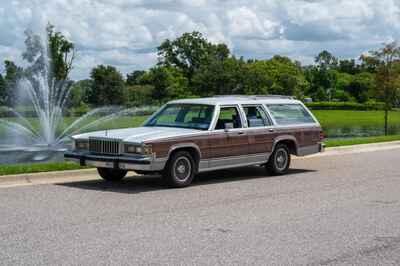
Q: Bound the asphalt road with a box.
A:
[1,148,400,265]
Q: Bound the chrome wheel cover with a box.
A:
[275,148,288,171]
[173,156,192,181]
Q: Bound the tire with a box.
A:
[97,168,127,181]
[163,151,196,188]
[266,143,291,175]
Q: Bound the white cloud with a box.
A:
[1,0,400,79]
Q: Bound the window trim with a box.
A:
[241,104,273,128]
[211,104,246,131]
[264,103,318,126]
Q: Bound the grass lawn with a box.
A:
[311,110,400,128]
[2,115,148,134]
[324,134,400,147]
[0,162,91,176]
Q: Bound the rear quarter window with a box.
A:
[267,104,316,125]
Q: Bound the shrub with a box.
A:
[305,101,386,110]
[70,103,90,117]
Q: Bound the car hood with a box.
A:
[72,126,204,143]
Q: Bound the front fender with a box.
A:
[167,143,202,159]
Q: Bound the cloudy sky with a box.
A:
[1,0,399,80]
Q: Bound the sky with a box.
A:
[0,0,399,80]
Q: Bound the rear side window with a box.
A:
[267,104,316,125]
[242,105,272,127]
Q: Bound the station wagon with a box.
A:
[65,96,325,187]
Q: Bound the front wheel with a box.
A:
[97,168,127,181]
[163,151,196,188]
[266,143,291,175]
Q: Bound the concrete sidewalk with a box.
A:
[1,140,399,188]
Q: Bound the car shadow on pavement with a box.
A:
[57,166,316,194]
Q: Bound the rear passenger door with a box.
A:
[242,105,275,158]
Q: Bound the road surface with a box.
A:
[1,147,400,265]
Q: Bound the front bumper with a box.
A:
[64,151,166,171]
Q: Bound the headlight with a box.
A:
[125,144,153,155]
[74,139,89,150]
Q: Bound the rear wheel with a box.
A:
[97,168,127,181]
[266,143,291,175]
[163,151,196,188]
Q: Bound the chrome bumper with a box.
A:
[64,151,166,171]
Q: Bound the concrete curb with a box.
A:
[1,140,400,187]
[302,140,400,158]
[0,169,99,188]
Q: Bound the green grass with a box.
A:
[311,110,400,128]
[0,115,148,137]
[324,134,400,147]
[0,162,91,176]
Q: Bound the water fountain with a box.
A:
[0,30,156,164]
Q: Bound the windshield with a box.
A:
[145,104,215,130]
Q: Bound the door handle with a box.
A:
[268,128,275,132]
[237,131,245,135]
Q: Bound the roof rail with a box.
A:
[213,95,295,100]
[250,95,295,100]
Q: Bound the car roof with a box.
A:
[169,95,302,106]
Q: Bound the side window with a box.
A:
[243,105,271,127]
[267,104,316,125]
[215,107,243,129]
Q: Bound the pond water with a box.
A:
[323,124,400,139]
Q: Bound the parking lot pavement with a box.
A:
[0,147,400,265]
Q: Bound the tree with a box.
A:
[338,59,360,75]
[126,85,155,106]
[145,66,191,102]
[367,42,400,135]
[89,65,125,106]
[3,60,23,106]
[46,23,75,82]
[360,53,381,73]
[346,72,375,103]
[192,57,248,96]
[305,51,340,100]
[126,70,146,86]
[157,31,230,83]
[315,50,338,69]
[0,74,6,105]
[69,79,92,107]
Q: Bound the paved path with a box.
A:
[1,146,400,265]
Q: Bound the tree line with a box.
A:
[1,27,399,134]
[68,33,390,108]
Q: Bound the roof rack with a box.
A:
[213,95,295,100]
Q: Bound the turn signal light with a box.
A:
[320,131,325,140]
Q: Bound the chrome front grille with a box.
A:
[89,138,121,155]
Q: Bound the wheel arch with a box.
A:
[272,135,298,155]
[167,143,201,166]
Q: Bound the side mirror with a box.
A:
[224,122,234,132]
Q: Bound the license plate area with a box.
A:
[85,160,114,168]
